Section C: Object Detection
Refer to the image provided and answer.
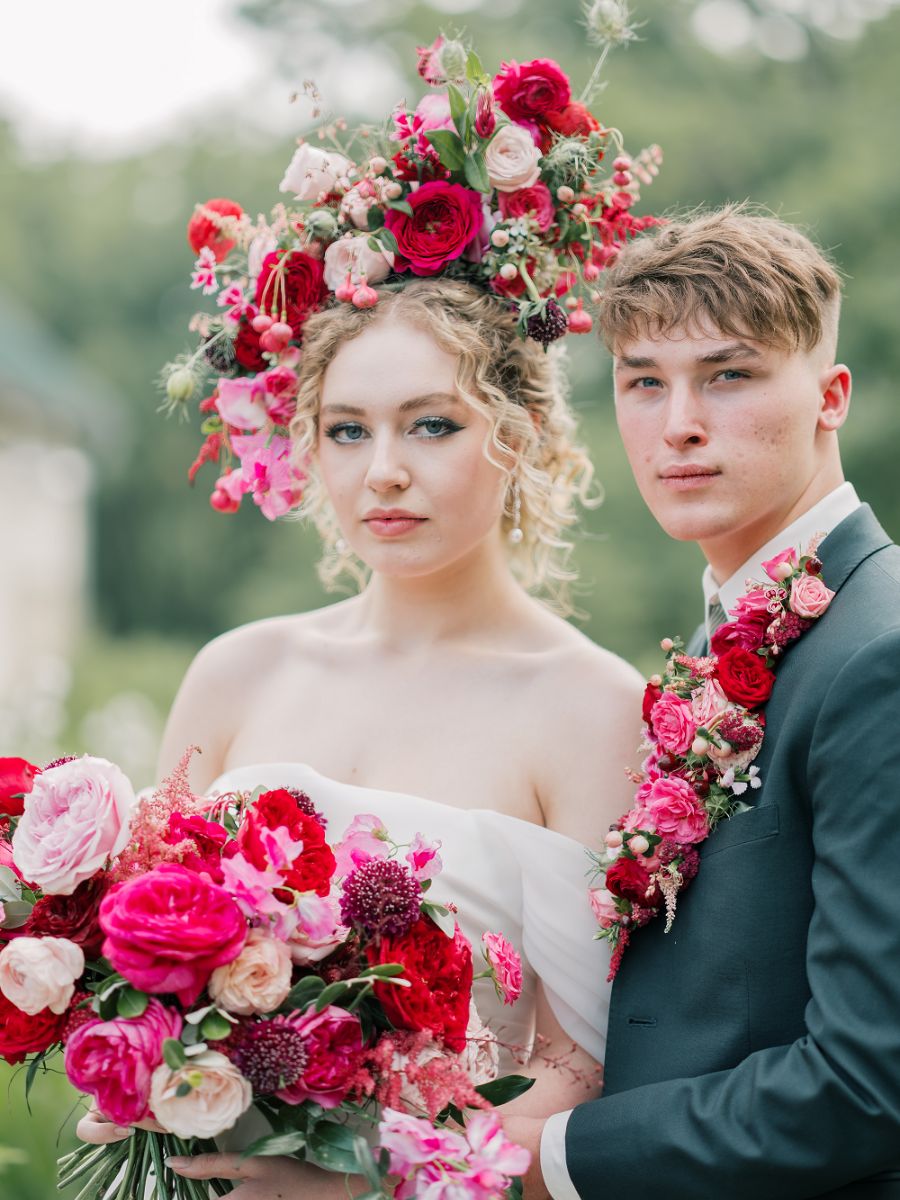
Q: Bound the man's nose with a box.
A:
[663,384,709,449]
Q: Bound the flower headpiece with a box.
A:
[160,21,662,519]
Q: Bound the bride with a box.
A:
[78,277,643,1195]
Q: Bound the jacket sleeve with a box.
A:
[565,628,900,1199]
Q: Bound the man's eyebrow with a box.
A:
[697,342,764,364]
[320,393,461,417]
[615,355,657,371]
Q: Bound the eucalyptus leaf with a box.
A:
[283,975,326,1011]
[464,151,491,194]
[424,129,467,172]
[241,1130,308,1158]
[162,1038,187,1071]
[315,980,352,1011]
[200,1011,233,1041]
[475,1074,536,1107]
[306,1122,362,1174]
[0,899,32,928]
[116,986,150,1019]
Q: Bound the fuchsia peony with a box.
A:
[99,863,247,1005]
[65,999,183,1126]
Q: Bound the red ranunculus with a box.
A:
[187,198,243,263]
[642,682,662,726]
[0,757,40,817]
[25,875,109,957]
[544,102,602,139]
[0,988,64,1064]
[498,182,555,232]
[605,856,655,906]
[715,648,776,709]
[233,317,267,371]
[165,811,229,883]
[237,789,336,897]
[254,250,327,336]
[384,181,484,277]
[368,915,473,1052]
[493,58,571,123]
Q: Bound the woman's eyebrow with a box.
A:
[320,393,461,417]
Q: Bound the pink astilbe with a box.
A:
[111,747,210,880]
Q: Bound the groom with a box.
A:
[511,208,900,1198]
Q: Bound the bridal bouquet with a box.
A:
[159,17,661,518]
[0,752,531,1199]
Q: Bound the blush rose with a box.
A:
[650,693,697,756]
[790,575,835,619]
[208,929,293,1016]
[645,776,709,844]
[483,124,542,193]
[150,1051,253,1138]
[0,936,84,1015]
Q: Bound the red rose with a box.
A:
[641,682,662,726]
[25,875,109,957]
[493,58,571,123]
[498,182,555,232]
[187,198,243,264]
[384,181,484,277]
[0,988,64,1065]
[237,788,336,897]
[367,915,473,1052]
[606,856,655,906]
[715,648,776,709]
[254,250,327,336]
[233,317,267,372]
[544,102,602,139]
[0,757,40,817]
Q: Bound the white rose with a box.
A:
[0,936,84,1015]
[323,237,394,291]
[484,124,541,193]
[280,144,354,202]
[208,929,292,1015]
[150,1052,253,1139]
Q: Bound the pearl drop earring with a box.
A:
[335,537,349,555]
[508,478,524,545]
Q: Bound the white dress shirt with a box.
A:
[539,480,861,1200]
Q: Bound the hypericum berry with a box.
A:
[216,1017,308,1096]
[805,557,823,575]
[525,300,568,347]
[340,858,421,940]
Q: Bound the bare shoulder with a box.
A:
[527,622,646,846]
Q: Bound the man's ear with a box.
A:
[818,363,851,432]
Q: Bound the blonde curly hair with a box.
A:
[289,278,598,614]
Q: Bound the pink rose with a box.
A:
[100,863,247,1006]
[275,1005,363,1108]
[761,547,798,581]
[0,937,84,1015]
[208,929,292,1016]
[493,58,572,123]
[12,756,134,896]
[646,777,709,845]
[483,124,541,193]
[650,693,697,756]
[790,574,835,619]
[588,887,619,929]
[498,182,555,231]
[481,932,523,1005]
[215,377,267,431]
[64,999,183,1126]
[622,805,655,833]
[691,679,730,729]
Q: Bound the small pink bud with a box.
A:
[660,637,674,652]
[628,835,650,855]
[369,155,387,174]
[605,830,623,849]
[691,737,710,757]
[613,170,632,187]
[351,282,379,308]
[498,263,519,281]
[583,263,601,281]
[613,155,631,171]
[335,273,357,303]
[491,228,510,248]
[251,313,273,333]
[772,561,793,582]
[649,674,663,687]
[384,182,403,200]
[567,299,593,334]
[572,203,587,217]
[556,185,575,203]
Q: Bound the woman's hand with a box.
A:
[166,1153,368,1199]
[75,1105,166,1144]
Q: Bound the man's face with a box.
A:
[613,323,849,578]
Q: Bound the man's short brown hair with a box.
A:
[596,205,842,356]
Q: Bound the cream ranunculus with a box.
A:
[150,1051,252,1139]
[207,928,292,1016]
[323,236,394,291]
[483,124,542,193]
[0,936,84,1015]
[279,144,354,202]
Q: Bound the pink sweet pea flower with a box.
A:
[379,1108,469,1174]
[405,833,442,882]
[231,433,305,520]
[215,377,268,431]
[190,246,218,295]
[466,1109,532,1179]
[332,813,390,877]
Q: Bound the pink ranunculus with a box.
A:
[405,833,442,882]
[64,999,183,1126]
[99,863,247,1006]
[275,1005,363,1108]
[0,937,84,1015]
[691,679,730,729]
[498,182,555,231]
[12,756,135,896]
[645,776,709,845]
[650,692,697,756]
[481,932,523,1005]
[588,887,619,929]
[790,574,835,619]
[761,547,799,581]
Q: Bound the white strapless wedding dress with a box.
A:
[209,762,612,1069]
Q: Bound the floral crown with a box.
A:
[161,16,662,520]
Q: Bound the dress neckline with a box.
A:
[211,759,590,853]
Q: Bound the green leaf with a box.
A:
[306,1122,362,1173]
[162,1038,187,1071]
[315,980,352,1011]
[475,1074,536,1107]
[200,1011,234,1041]
[466,50,486,84]
[116,987,150,1019]
[373,227,399,256]
[360,962,406,979]
[421,900,457,938]
[366,205,385,231]
[241,1130,308,1158]
[424,129,467,172]
[0,899,32,928]
[283,975,326,1011]
[175,1082,193,1098]
[447,82,468,138]
[24,1050,47,1105]
[464,151,491,194]
[386,199,414,217]
[508,1176,525,1200]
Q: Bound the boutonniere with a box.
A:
[590,539,835,980]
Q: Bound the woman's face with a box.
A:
[316,317,509,578]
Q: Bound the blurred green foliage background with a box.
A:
[1,0,899,1193]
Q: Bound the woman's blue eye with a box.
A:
[412,417,462,438]
[325,422,367,443]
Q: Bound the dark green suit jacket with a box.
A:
[566,505,900,1198]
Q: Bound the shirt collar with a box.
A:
[701,482,862,618]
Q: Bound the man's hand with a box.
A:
[501,1115,551,1200]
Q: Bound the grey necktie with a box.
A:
[705,593,728,646]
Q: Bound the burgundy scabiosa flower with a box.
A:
[340,858,421,940]
[218,1017,309,1096]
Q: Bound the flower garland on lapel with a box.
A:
[590,539,835,980]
